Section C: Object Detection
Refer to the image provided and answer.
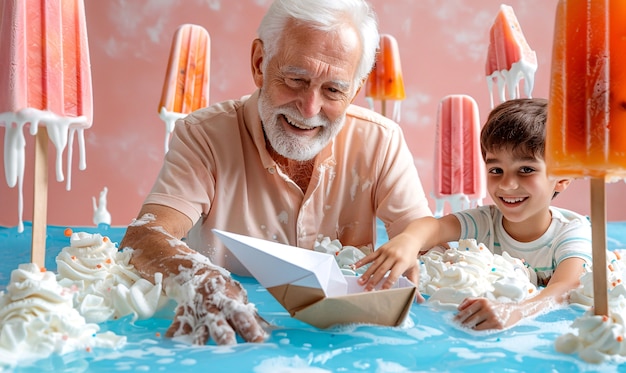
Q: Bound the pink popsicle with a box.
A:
[433,94,485,217]
[485,4,537,107]
[0,0,93,265]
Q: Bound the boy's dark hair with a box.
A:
[480,98,548,161]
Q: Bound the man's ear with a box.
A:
[350,76,367,103]
[251,39,264,88]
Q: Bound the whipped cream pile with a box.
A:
[56,231,168,323]
[314,236,369,275]
[419,239,538,309]
[0,263,125,369]
[0,231,170,368]
[555,249,626,364]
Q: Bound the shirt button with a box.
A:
[268,167,276,174]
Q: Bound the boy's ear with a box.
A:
[554,178,572,193]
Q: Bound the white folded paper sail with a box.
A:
[212,229,348,297]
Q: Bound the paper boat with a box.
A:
[213,229,417,329]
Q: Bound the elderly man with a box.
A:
[120,0,431,345]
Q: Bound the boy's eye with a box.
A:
[520,166,535,174]
[488,167,503,175]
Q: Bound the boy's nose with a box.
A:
[499,174,518,190]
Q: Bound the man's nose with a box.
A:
[296,89,323,118]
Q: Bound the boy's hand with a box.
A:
[354,233,424,302]
[455,297,522,330]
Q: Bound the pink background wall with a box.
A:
[2,0,625,227]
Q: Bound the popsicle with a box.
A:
[485,4,537,108]
[545,0,626,317]
[0,0,93,267]
[433,94,485,217]
[364,33,405,122]
[158,24,210,153]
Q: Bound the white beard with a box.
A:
[257,89,345,161]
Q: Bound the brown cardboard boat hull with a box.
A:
[268,283,416,329]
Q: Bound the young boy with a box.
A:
[355,98,592,330]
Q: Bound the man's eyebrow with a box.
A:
[282,66,351,91]
[282,66,309,76]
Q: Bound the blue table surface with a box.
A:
[1,221,626,372]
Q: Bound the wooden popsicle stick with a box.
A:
[31,127,48,269]
[590,177,608,316]
[381,100,387,118]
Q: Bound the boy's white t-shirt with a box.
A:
[453,205,592,286]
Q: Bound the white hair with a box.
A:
[257,0,379,91]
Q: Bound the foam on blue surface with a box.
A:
[2,221,626,372]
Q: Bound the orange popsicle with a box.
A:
[546,0,626,317]
[433,94,485,217]
[485,4,537,108]
[546,0,626,180]
[364,34,405,121]
[0,0,92,237]
[158,24,210,153]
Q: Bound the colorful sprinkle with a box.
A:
[615,251,622,260]
[96,264,102,269]
[86,346,92,353]
[64,228,73,237]
[491,268,496,272]
[618,336,624,342]
[156,332,161,337]
[106,258,112,264]
[71,256,76,261]
[608,264,614,272]
[103,236,110,242]
[39,267,46,272]
[602,315,609,322]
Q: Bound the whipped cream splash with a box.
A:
[419,239,537,309]
[92,186,112,226]
[314,236,370,275]
[56,231,168,323]
[556,249,626,363]
[159,106,185,153]
[0,109,90,232]
[0,263,125,369]
[486,59,537,108]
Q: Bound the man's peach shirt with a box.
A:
[145,91,431,275]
